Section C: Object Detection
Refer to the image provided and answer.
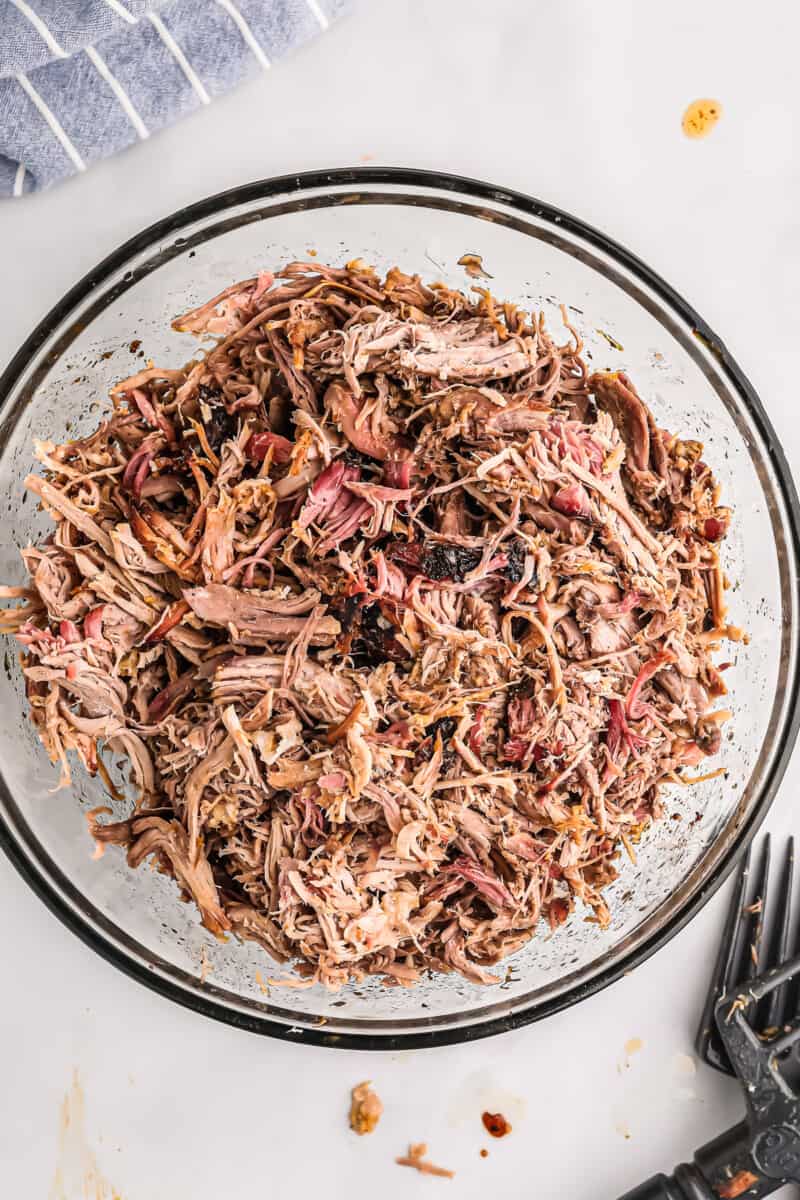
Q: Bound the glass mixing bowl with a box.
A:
[0,169,798,1049]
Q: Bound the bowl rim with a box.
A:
[1,165,799,1050]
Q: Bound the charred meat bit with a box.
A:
[197,385,238,451]
[415,717,458,772]
[421,541,483,582]
[356,602,411,665]
[501,537,528,583]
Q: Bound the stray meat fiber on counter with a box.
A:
[0,258,737,990]
[396,1143,455,1179]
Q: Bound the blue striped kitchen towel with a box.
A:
[0,0,350,196]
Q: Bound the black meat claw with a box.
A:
[714,950,800,1184]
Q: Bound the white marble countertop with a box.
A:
[2,2,798,1195]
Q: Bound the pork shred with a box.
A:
[0,259,737,991]
[396,1143,454,1179]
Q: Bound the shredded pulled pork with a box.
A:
[350,1080,383,1135]
[1,259,736,990]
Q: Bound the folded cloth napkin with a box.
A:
[0,0,349,196]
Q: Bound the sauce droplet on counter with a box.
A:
[480,1148,489,1159]
[682,99,722,139]
[482,1111,512,1138]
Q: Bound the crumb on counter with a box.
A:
[350,1081,383,1135]
[396,1143,454,1178]
[682,99,722,139]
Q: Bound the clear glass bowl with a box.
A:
[1,169,798,1049]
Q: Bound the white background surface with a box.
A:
[1,1,799,1195]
